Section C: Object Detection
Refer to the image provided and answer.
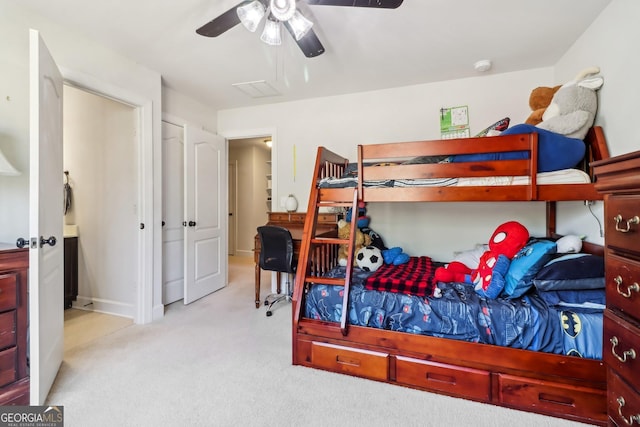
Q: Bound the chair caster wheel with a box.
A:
[264,300,269,306]
[266,310,273,317]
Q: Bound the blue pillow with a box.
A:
[502,239,557,298]
[451,124,586,173]
[537,288,606,307]
[533,253,605,291]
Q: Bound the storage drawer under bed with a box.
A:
[498,373,607,422]
[394,355,490,401]
[310,342,389,381]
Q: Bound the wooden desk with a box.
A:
[254,212,338,308]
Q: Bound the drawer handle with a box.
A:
[614,214,640,233]
[610,336,637,363]
[615,276,640,298]
[616,396,640,425]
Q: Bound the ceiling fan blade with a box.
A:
[196,2,245,37]
[305,0,403,8]
[283,23,325,58]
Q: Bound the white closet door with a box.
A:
[162,121,185,304]
[183,126,227,304]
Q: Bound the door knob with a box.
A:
[40,236,57,247]
[16,238,29,248]
[188,221,196,227]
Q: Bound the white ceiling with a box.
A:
[19,0,612,111]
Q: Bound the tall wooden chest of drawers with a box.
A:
[594,151,640,426]
[0,244,29,405]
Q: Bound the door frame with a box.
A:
[222,126,277,213]
[61,67,153,324]
[228,160,237,256]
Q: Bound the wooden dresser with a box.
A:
[0,244,29,405]
[594,150,640,426]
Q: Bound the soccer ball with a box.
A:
[356,246,383,272]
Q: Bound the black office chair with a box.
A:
[257,225,296,317]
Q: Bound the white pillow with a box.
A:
[452,244,489,269]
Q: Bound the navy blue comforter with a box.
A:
[305,266,602,359]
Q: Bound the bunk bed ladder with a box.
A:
[294,188,359,337]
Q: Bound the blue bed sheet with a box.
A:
[304,266,602,359]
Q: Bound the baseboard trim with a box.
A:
[72,296,134,319]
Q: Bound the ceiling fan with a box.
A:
[196,0,404,58]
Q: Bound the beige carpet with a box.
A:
[47,256,590,427]
[64,308,134,353]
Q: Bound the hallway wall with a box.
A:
[229,140,270,257]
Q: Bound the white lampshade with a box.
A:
[260,19,282,46]
[287,10,313,40]
[270,0,296,22]
[237,0,266,33]
[0,147,20,176]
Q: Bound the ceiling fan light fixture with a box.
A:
[237,0,266,33]
[287,10,313,41]
[260,18,282,45]
[270,0,296,22]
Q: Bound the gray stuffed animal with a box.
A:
[536,67,604,140]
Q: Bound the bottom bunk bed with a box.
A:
[291,128,610,425]
[293,249,607,425]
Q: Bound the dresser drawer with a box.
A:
[608,370,640,427]
[0,346,17,388]
[604,310,640,382]
[395,355,490,401]
[0,273,18,312]
[310,342,389,381]
[498,374,607,421]
[605,195,640,254]
[606,254,640,320]
[0,310,16,350]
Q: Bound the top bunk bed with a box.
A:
[315,126,609,204]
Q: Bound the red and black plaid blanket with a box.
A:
[364,256,437,297]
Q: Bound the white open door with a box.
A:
[162,121,185,304]
[183,126,227,304]
[29,29,64,404]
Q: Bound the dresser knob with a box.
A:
[616,396,640,425]
[614,275,640,298]
[610,336,637,363]
[614,214,639,233]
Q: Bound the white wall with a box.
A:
[219,68,560,260]
[218,0,638,261]
[551,0,639,242]
[0,3,215,321]
[162,86,217,132]
[554,0,639,158]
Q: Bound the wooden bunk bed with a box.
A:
[292,126,610,425]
